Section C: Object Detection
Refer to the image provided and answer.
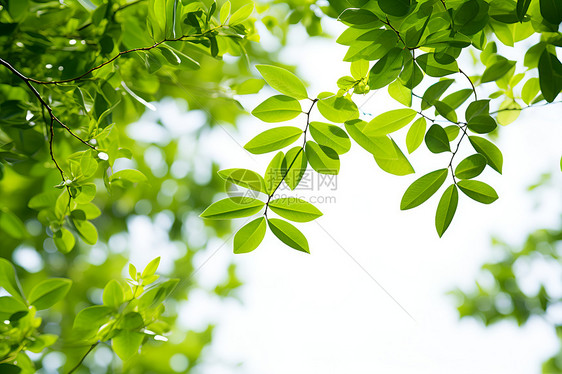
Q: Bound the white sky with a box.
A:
[130,16,562,374]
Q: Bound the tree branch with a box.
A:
[263,99,318,217]
[28,27,222,85]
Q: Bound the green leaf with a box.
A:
[421,79,454,110]
[75,183,96,204]
[142,257,160,277]
[0,258,25,304]
[457,180,499,204]
[229,3,253,24]
[444,125,460,141]
[363,109,417,136]
[406,117,426,154]
[309,122,351,154]
[103,280,124,309]
[540,0,562,24]
[433,101,458,123]
[53,228,75,254]
[516,0,532,21]
[497,99,522,125]
[0,364,22,374]
[112,330,144,360]
[72,218,98,245]
[267,218,309,253]
[236,79,265,95]
[218,168,266,193]
[467,115,497,134]
[0,209,27,239]
[481,59,516,83]
[29,278,72,310]
[233,217,267,254]
[425,125,451,153]
[521,78,540,105]
[538,50,562,103]
[200,197,265,219]
[368,48,403,89]
[244,126,302,154]
[251,95,302,122]
[469,136,503,173]
[268,198,323,222]
[284,147,307,190]
[316,92,359,123]
[351,60,369,79]
[441,89,474,110]
[73,305,113,331]
[256,65,308,100]
[220,0,231,24]
[417,53,459,77]
[339,8,379,25]
[305,141,340,175]
[378,0,411,17]
[388,80,412,107]
[435,184,458,237]
[264,151,287,194]
[465,100,490,121]
[119,311,144,330]
[110,169,147,184]
[373,138,415,176]
[455,154,487,179]
[0,296,27,320]
[400,169,448,210]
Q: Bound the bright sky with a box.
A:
[128,16,562,374]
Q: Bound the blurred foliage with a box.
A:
[0,0,341,372]
[452,222,562,373]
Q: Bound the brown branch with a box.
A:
[0,57,96,181]
[458,68,477,101]
[29,27,221,85]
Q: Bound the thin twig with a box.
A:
[28,27,222,85]
[458,68,477,101]
[263,99,318,217]
[67,342,98,374]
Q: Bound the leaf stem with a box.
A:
[67,342,99,374]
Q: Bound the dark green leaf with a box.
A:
[421,79,455,110]
[455,154,487,179]
[378,0,411,17]
[467,115,497,134]
[425,124,451,153]
[368,48,403,89]
[538,50,562,103]
[469,136,503,173]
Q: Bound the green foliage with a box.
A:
[1,0,562,371]
[72,257,178,362]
